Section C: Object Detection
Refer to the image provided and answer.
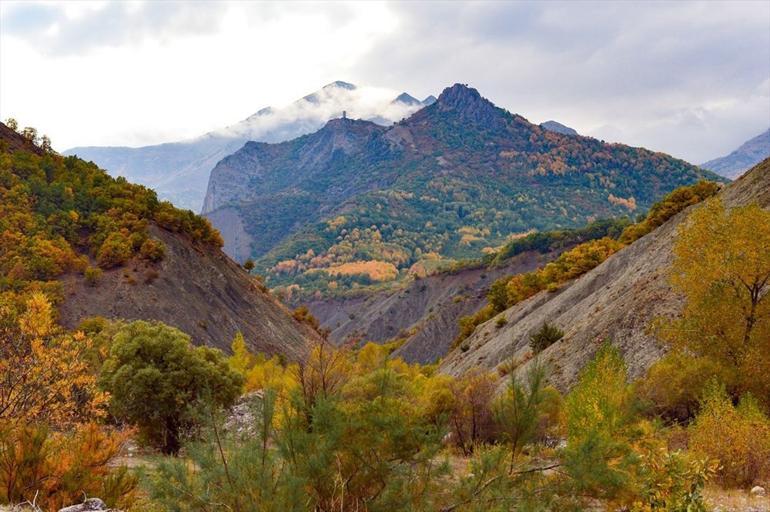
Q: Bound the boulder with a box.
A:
[58,498,109,512]
[750,486,766,497]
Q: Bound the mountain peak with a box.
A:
[422,95,437,106]
[437,83,483,106]
[541,120,578,136]
[323,80,357,91]
[432,84,503,126]
[392,92,422,106]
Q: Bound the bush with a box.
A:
[495,316,508,328]
[292,305,320,331]
[688,380,770,487]
[139,238,165,263]
[96,232,132,269]
[99,320,243,453]
[529,322,564,354]
[0,422,137,510]
[636,352,727,423]
[84,266,103,287]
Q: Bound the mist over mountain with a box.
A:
[700,128,770,179]
[63,81,430,211]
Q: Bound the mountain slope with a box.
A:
[540,120,578,136]
[0,122,318,359]
[203,83,720,299]
[439,158,770,389]
[700,128,770,179]
[64,82,428,211]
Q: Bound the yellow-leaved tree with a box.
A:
[0,291,107,426]
[660,198,770,402]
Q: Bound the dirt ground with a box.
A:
[704,486,769,512]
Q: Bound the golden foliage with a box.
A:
[0,292,107,427]
[689,382,770,487]
[324,260,399,282]
[660,199,770,400]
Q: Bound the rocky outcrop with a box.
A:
[58,224,319,359]
[440,158,770,389]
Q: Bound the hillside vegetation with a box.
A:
[204,84,721,300]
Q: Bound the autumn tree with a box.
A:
[0,292,106,426]
[661,199,770,402]
[39,135,52,153]
[20,127,37,144]
[448,369,497,455]
[99,321,243,453]
[4,118,18,131]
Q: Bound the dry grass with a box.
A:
[704,485,770,512]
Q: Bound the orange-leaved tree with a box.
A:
[0,291,107,426]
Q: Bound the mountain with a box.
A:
[700,128,770,179]
[540,120,578,136]
[439,158,770,389]
[202,83,720,299]
[422,95,437,106]
[63,82,429,211]
[0,122,318,359]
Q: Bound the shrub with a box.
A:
[96,232,132,269]
[529,322,564,354]
[292,305,320,331]
[99,320,243,453]
[0,422,137,510]
[448,369,498,454]
[688,380,770,487]
[495,316,508,328]
[563,344,638,501]
[139,237,165,263]
[243,258,255,272]
[636,352,727,423]
[84,265,103,287]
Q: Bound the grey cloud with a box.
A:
[357,1,770,162]
[1,1,227,56]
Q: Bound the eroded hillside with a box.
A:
[439,159,770,389]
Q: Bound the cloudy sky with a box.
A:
[1,0,768,163]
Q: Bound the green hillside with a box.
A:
[203,84,722,298]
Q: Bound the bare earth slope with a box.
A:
[440,159,770,389]
[58,224,318,359]
[305,249,560,364]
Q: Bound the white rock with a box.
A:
[58,498,108,512]
[750,485,766,497]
